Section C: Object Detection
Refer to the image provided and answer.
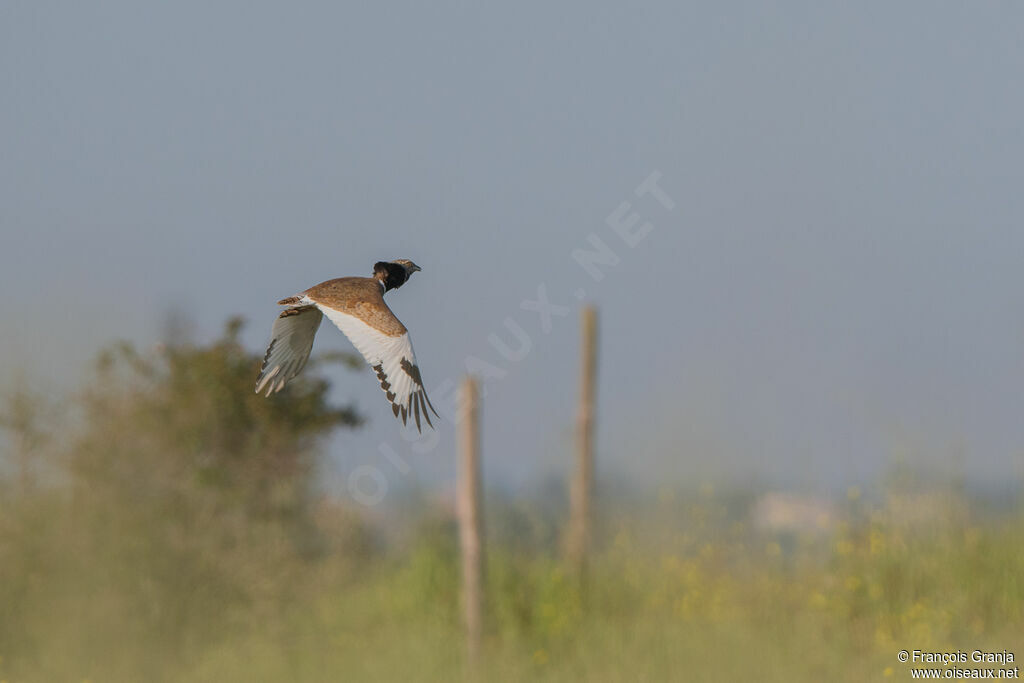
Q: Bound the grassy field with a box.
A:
[2,483,1021,682]
[1,326,1021,682]
[204,495,1024,683]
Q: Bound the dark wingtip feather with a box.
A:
[412,393,423,433]
[422,389,440,419]
[421,393,434,429]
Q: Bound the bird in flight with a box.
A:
[255,259,439,432]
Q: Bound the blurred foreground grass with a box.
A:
[1,322,1021,682]
[182,494,1024,683]
[6,490,1019,682]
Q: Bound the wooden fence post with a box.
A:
[568,306,598,577]
[457,376,484,664]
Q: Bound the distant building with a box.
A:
[752,492,837,534]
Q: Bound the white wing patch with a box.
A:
[318,305,438,432]
[255,305,324,395]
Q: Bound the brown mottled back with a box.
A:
[303,277,408,337]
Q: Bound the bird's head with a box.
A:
[391,259,421,277]
[373,259,421,292]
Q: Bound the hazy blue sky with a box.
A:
[3,2,1022,499]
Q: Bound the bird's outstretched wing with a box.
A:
[318,304,438,432]
[255,304,323,395]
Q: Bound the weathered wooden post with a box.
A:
[457,375,484,664]
[568,306,597,577]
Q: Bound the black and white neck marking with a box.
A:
[373,261,410,292]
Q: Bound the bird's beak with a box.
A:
[410,264,421,272]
